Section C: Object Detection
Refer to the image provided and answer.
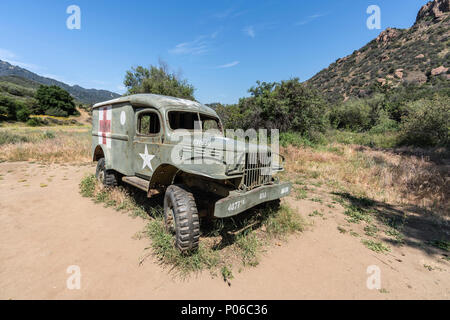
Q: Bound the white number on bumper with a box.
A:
[228,199,245,212]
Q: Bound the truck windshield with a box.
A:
[168,111,222,133]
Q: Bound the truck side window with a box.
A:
[138,112,160,135]
[200,114,222,133]
[168,111,201,130]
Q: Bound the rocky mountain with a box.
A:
[307,0,449,102]
[0,59,120,104]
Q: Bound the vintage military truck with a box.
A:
[92,94,291,252]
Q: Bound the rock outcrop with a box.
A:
[416,0,449,24]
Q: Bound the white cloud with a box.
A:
[8,61,42,71]
[243,26,255,38]
[0,48,42,72]
[213,8,247,19]
[0,48,16,59]
[169,39,208,55]
[295,13,328,26]
[169,32,219,55]
[216,61,240,69]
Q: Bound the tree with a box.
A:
[399,96,449,147]
[35,85,77,117]
[0,95,16,120]
[124,61,195,100]
[0,95,32,122]
[233,78,327,136]
[209,103,246,130]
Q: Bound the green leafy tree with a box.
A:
[329,99,372,131]
[35,85,77,117]
[399,96,449,147]
[232,78,327,136]
[124,61,195,100]
[0,95,16,120]
[16,105,31,122]
[209,103,246,130]
[0,95,31,122]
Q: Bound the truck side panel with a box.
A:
[92,103,135,176]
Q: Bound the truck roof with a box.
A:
[92,93,218,116]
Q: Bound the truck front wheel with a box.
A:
[164,185,200,253]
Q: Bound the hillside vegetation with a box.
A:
[0,60,119,104]
[307,0,449,103]
[212,0,449,149]
[0,78,85,124]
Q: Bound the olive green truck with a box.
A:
[92,94,291,252]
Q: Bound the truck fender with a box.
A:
[93,144,111,168]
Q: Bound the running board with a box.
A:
[122,176,150,192]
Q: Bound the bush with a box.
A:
[329,99,372,131]
[370,110,399,134]
[280,132,316,148]
[0,131,29,145]
[229,79,327,136]
[45,107,69,117]
[35,85,77,116]
[0,95,19,120]
[399,97,449,147]
[16,106,31,122]
[26,118,43,127]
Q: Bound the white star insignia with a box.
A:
[139,145,155,171]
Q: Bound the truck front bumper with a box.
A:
[213,182,292,218]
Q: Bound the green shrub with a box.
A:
[233,79,327,135]
[35,85,77,116]
[0,131,29,145]
[26,118,43,127]
[0,95,19,120]
[279,132,316,148]
[45,107,69,117]
[79,174,96,198]
[16,106,31,122]
[399,97,449,147]
[370,110,399,134]
[329,99,372,131]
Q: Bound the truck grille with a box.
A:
[241,152,272,190]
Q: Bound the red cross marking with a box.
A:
[99,108,111,145]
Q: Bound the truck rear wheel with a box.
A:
[95,158,118,187]
[164,184,200,253]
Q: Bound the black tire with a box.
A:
[263,199,281,211]
[95,158,118,187]
[164,184,200,253]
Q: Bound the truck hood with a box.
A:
[166,132,282,177]
[167,132,272,153]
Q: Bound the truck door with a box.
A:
[133,108,163,180]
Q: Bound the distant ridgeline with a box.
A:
[0,59,120,105]
[306,0,450,103]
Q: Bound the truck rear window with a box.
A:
[138,112,160,135]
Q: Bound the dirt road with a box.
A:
[0,162,448,299]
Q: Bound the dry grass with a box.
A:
[0,126,91,163]
[282,143,449,217]
[1,124,447,217]
[79,174,305,279]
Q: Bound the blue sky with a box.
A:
[0,0,428,104]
